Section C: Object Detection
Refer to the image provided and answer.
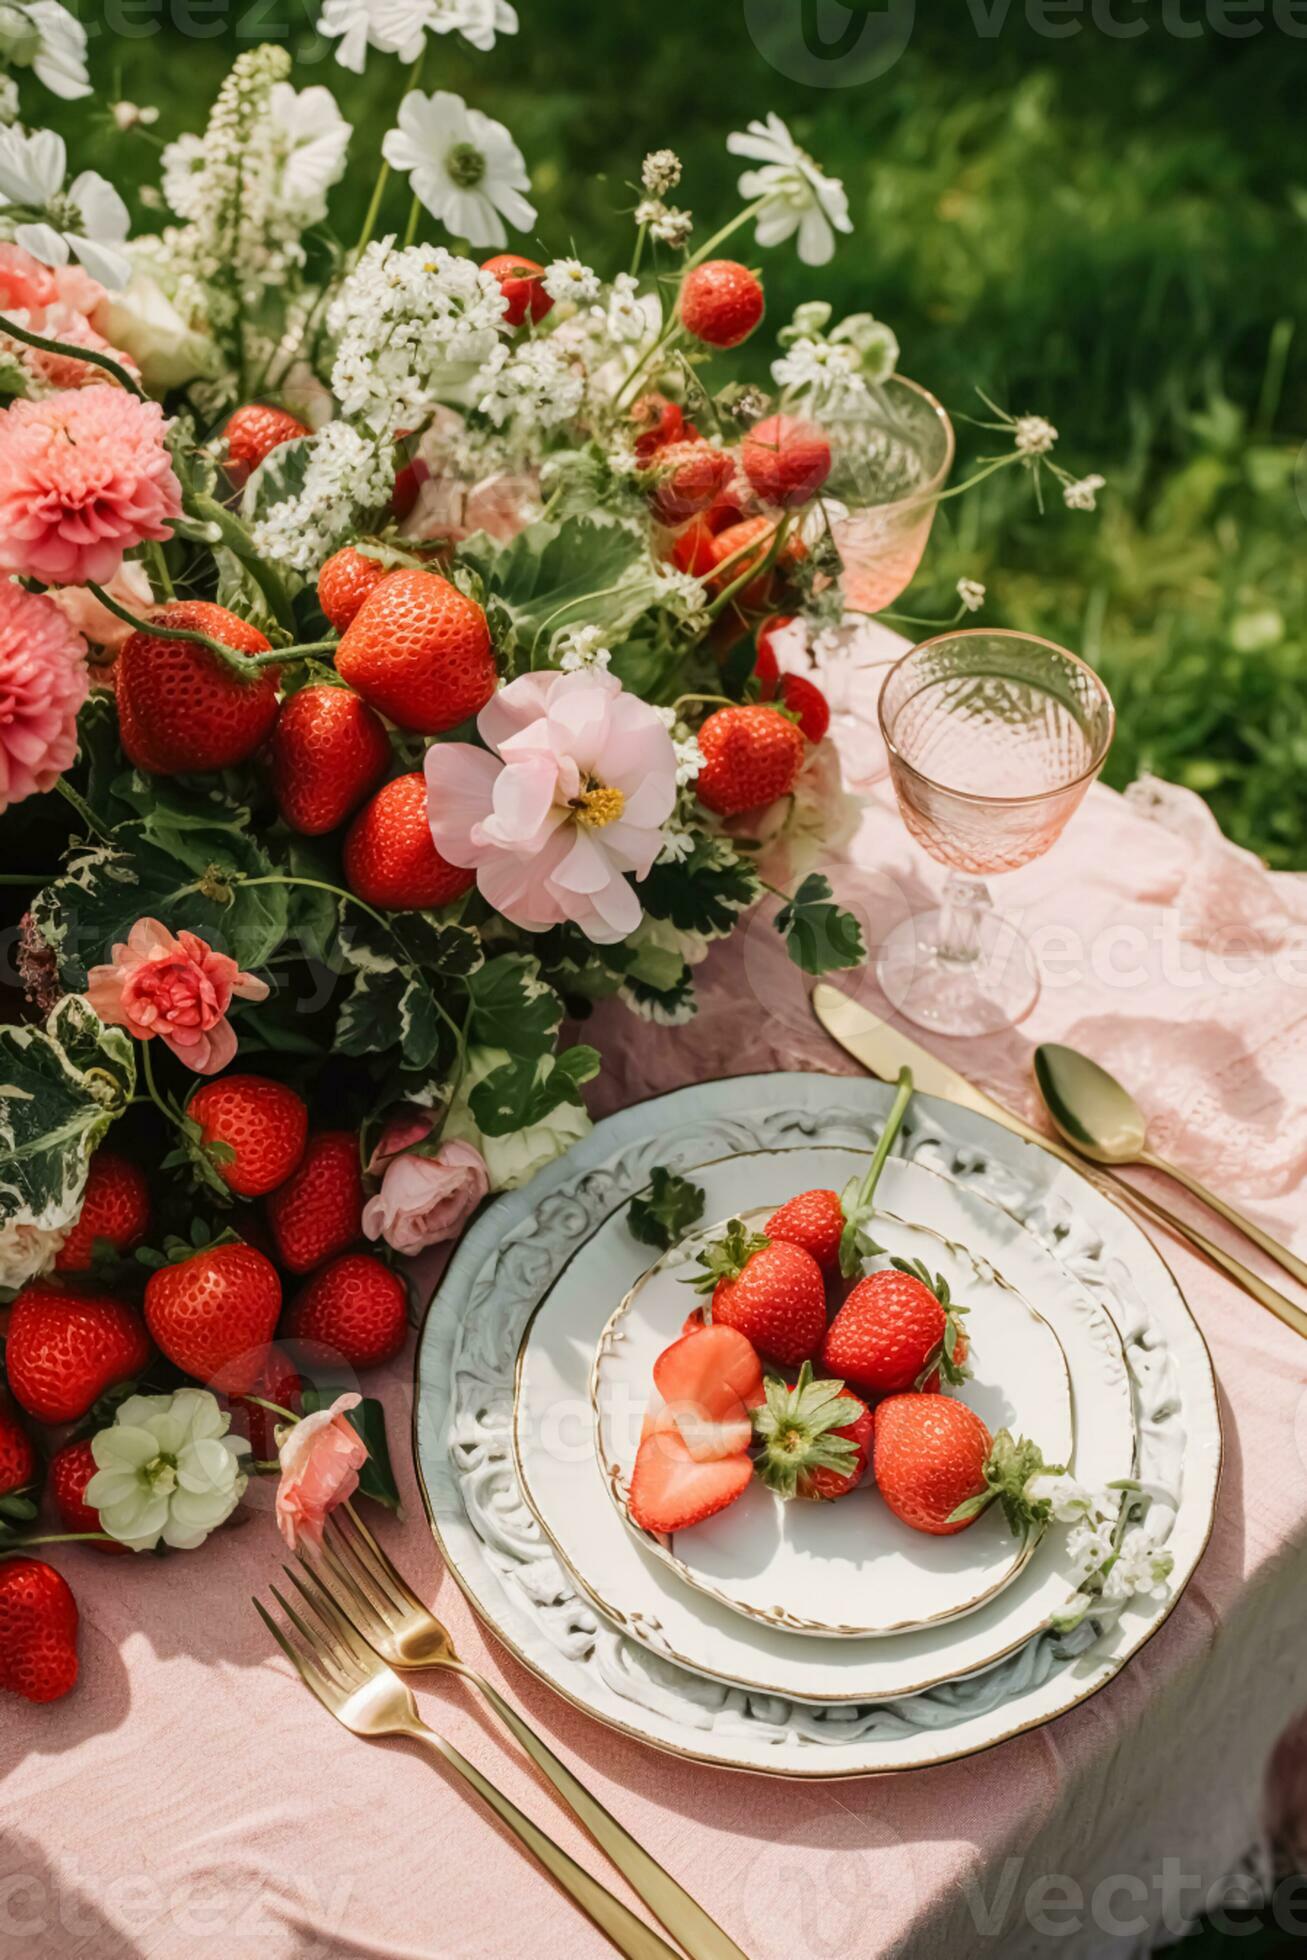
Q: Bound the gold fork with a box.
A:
[255,1576,682,1960]
[299,1505,750,1960]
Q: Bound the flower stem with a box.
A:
[0,316,145,397]
[354,48,426,257]
[851,1067,914,1218]
[146,540,174,600]
[84,585,335,674]
[54,776,115,846]
[402,193,422,250]
[705,513,793,620]
[139,1040,185,1135]
[241,1395,298,1422]
[682,196,767,272]
[10,1533,115,1548]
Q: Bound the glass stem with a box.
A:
[935,874,991,965]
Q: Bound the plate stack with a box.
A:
[414,1073,1220,1777]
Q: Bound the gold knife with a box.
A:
[811,983,1307,1340]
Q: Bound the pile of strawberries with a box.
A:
[0,1082,407,1703]
[627,1182,1041,1544]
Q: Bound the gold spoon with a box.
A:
[1034,1042,1307,1291]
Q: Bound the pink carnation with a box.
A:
[0,579,89,812]
[86,917,269,1075]
[361,1110,489,1255]
[426,668,679,945]
[0,243,60,311]
[274,1393,368,1553]
[0,386,182,587]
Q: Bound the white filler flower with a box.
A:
[726,112,851,268]
[0,126,131,287]
[87,1388,250,1553]
[382,88,534,249]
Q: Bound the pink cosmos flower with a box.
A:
[0,579,89,812]
[0,386,182,587]
[426,669,679,944]
[47,559,153,652]
[86,918,269,1074]
[274,1393,368,1553]
[361,1110,489,1255]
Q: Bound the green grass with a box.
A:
[41,6,1307,864]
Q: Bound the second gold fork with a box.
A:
[302,1504,750,1960]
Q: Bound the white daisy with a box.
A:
[0,0,90,100]
[382,88,535,250]
[319,0,517,72]
[543,256,600,303]
[0,126,131,288]
[726,111,851,268]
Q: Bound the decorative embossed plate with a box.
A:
[413,1073,1221,1776]
[515,1149,1129,1694]
[586,1180,1074,1638]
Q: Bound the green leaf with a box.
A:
[297,1388,401,1514]
[773,873,866,975]
[465,953,563,1057]
[638,837,761,939]
[468,1044,600,1138]
[457,516,665,661]
[627,1168,705,1250]
[333,914,481,1072]
[0,998,136,1269]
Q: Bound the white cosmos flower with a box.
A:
[86,1388,250,1553]
[320,0,517,70]
[0,0,90,100]
[269,83,351,223]
[0,127,131,288]
[726,112,851,268]
[382,89,534,250]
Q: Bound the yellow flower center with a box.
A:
[573,784,625,829]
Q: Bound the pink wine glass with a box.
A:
[876,629,1115,1036]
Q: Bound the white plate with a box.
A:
[414,1073,1220,1776]
[515,1146,1132,1699]
[589,1189,1075,1639]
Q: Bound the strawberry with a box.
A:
[266,1130,364,1274]
[821,1262,969,1398]
[646,441,734,525]
[145,1242,282,1392]
[694,703,806,816]
[630,393,687,464]
[48,1440,127,1554]
[186,1074,308,1198]
[286,1252,409,1369]
[707,516,806,609]
[482,252,553,327]
[223,1342,302,1459]
[627,1427,752,1535]
[650,1324,764,1461]
[223,403,309,486]
[775,673,830,744]
[752,1363,872,1501]
[344,771,475,911]
[271,684,392,836]
[0,1410,35,1498]
[690,1220,826,1369]
[116,601,278,775]
[55,1150,150,1271]
[389,433,429,521]
[5,1285,151,1424]
[0,1558,78,1703]
[765,1189,845,1275]
[872,1399,1054,1537]
[669,515,718,578]
[678,260,764,349]
[741,413,832,509]
[317,548,392,633]
[335,568,497,735]
[753,613,796,691]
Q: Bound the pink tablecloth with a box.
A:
[6,708,1307,1958]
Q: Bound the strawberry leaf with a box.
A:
[773,874,865,975]
[639,836,760,939]
[465,954,563,1057]
[467,1045,600,1138]
[628,1168,705,1250]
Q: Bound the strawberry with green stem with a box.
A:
[752,1363,872,1502]
[873,1395,1061,1538]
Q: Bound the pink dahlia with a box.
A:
[86,918,269,1075]
[0,387,182,587]
[0,579,89,812]
[426,668,679,945]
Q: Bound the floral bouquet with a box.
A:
[0,4,1101,1698]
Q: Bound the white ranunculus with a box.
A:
[0,1218,69,1295]
[440,1046,591,1191]
[726,112,852,268]
[86,1388,250,1552]
[382,89,535,250]
[93,266,220,392]
[0,127,131,288]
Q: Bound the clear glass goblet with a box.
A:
[876,630,1115,1036]
[823,376,955,614]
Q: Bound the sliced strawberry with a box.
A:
[651,1323,763,1461]
[627,1427,752,1535]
